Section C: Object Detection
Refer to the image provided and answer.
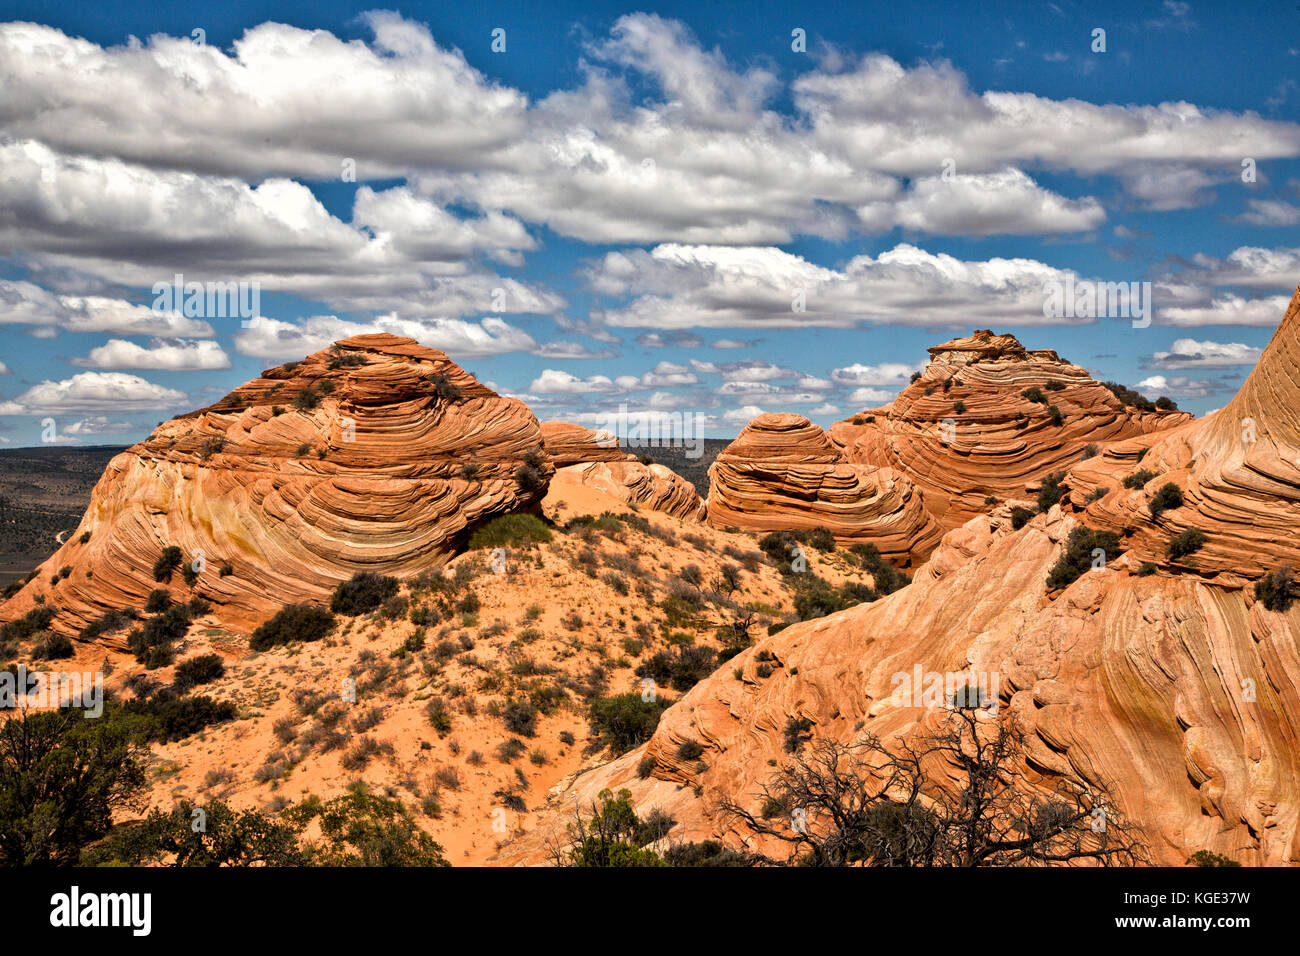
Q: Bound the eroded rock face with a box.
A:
[829,329,1190,533]
[706,412,942,564]
[505,504,1300,866]
[505,289,1300,867]
[551,461,707,522]
[0,334,553,637]
[539,421,633,468]
[1066,288,1300,584]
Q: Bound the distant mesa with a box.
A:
[0,333,553,637]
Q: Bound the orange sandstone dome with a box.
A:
[0,334,553,638]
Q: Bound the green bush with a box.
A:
[1187,850,1239,867]
[144,588,172,613]
[0,708,147,865]
[174,653,226,690]
[1254,566,1295,612]
[1123,468,1157,489]
[1021,387,1046,404]
[1037,472,1067,512]
[805,527,836,552]
[0,606,56,643]
[1046,527,1124,590]
[330,572,399,616]
[1010,506,1035,530]
[467,513,553,550]
[77,608,137,643]
[152,546,183,582]
[502,699,539,737]
[1149,482,1184,519]
[635,645,718,692]
[587,693,668,755]
[33,633,75,660]
[124,691,237,742]
[250,604,337,651]
[1167,528,1207,561]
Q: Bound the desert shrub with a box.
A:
[587,693,669,755]
[514,463,547,494]
[1102,381,1157,412]
[144,588,172,614]
[125,691,237,742]
[637,755,658,778]
[1167,528,1207,561]
[1046,380,1065,391]
[1123,468,1157,489]
[287,786,448,866]
[1149,482,1184,519]
[33,633,75,660]
[424,372,463,401]
[77,608,137,643]
[128,605,194,668]
[502,699,539,737]
[292,385,321,410]
[1187,850,1239,867]
[330,572,399,616]
[425,697,453,736]
[249,604,336,651]
[1255,566,1295,612]
[953,400,967,414]
[78,531,91,544]
[1,606,57,643]
[379,594,409,621]
[676,740,704,761]
[496,738,527,763]
[152,546,183,582]
[783,716,814,754]
[1010,507,1035,530]
[1046,527,1124,590]
[635,644,718,692]
[1046,405,1063,426]
[174,653,225,690]
[1037,472,1067,512]
[1021,387,1046,404]
[1155,396,1179,411]
[848,543,910,595]
[327,352,367,370]
[341,736,393,771]
[1136,562,1158,576]
[805,527,836,552]
[467,513,552,550]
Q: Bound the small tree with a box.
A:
[717,709,1145,867]
[0,709,147,865]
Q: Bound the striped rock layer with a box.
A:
[539,421,634,468]
[0,334,552,638]
[829,329,1191,533]
[707,412,942,565]
[552,461,707,522]
[505,285,1300,867]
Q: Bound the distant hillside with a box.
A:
[623,439,730,497]
[0,445,128,585]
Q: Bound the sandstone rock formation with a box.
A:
[0,334,553,638]
[829,330,1190,533]
[539,421,633,468]
[541,420,706,520]
[707,412,941,564]
[551,461,707,522]
[506,288,1300,867]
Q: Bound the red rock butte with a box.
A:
[0,334,553,638]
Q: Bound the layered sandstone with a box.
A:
[1065,288,1300,583]
[539,421,634,467]
[505,288,1300,867]
[829,330,1190,531]
[707,412,941,564]
[0,334,553,637]
[551,461,707,522]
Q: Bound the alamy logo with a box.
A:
[152,272,260,321]
[0,666,103,717]
[49,886,151,936]
[889,665,1000,714]
[1042,276,1151,328]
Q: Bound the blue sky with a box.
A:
[0,0,1297,446]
